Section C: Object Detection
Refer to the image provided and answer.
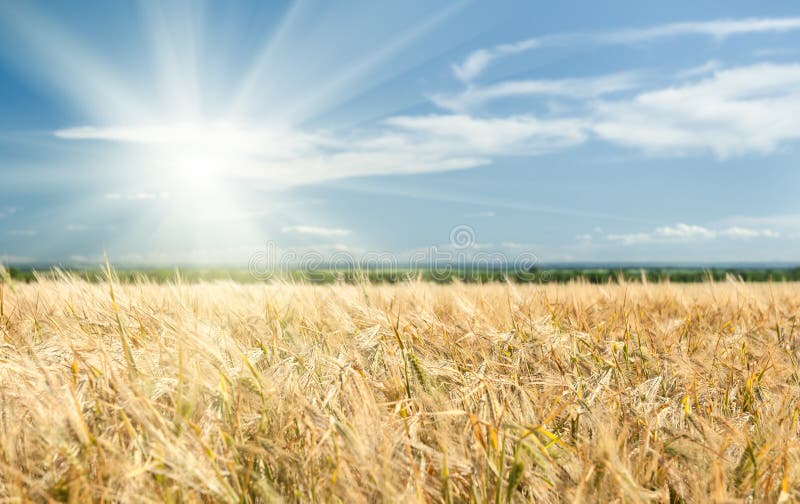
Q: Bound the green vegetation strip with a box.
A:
[3,266,800,284]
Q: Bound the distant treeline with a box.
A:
[3,266,800,284]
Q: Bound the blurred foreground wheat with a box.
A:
[0,273,799,502]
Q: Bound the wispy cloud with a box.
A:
[607,223,779,245]
[281,225,352,237]
[0,207,17,219]
[609,17,800,42]
[452,39,540,82]
[718,226,780,239]
[453,17,800,81]
[385,114,587,155]
[432,71,643,112]
[721,215,800,228]
[500,242,535,250]
[716,214,800,238]
[676,60,722,78]
[55,122,326,159]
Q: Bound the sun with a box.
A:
[148,123,235,212]
[150,120,260,182]
[56,118,282,252]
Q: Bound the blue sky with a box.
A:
[1,0,800,265]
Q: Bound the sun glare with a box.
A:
[141,121,267,235]
[151,121,254,186]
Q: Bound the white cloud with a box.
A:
[501,242,534,249]
[607,222,779,245]
[432,62,800,162]
[656,223,716,240]
[418,62,800,163]
[423,62,800,166]
[56,114,587,186]
[575,234,593,242]
[593,63,800,157]
[718,226,780,239]
[716,215,800,238]
[0,207,16,219]
[432,71,642,112]
[453,17,800,81]
[281,225,352,237]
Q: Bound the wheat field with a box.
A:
[0,273,798,502]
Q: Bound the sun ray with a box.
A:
[0,1,150,123]
[137,0,207,118]
[270,1,467,127]
[227,0,310,120]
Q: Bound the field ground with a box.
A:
[0,276,799,501]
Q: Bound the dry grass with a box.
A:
[0,273,799,502]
